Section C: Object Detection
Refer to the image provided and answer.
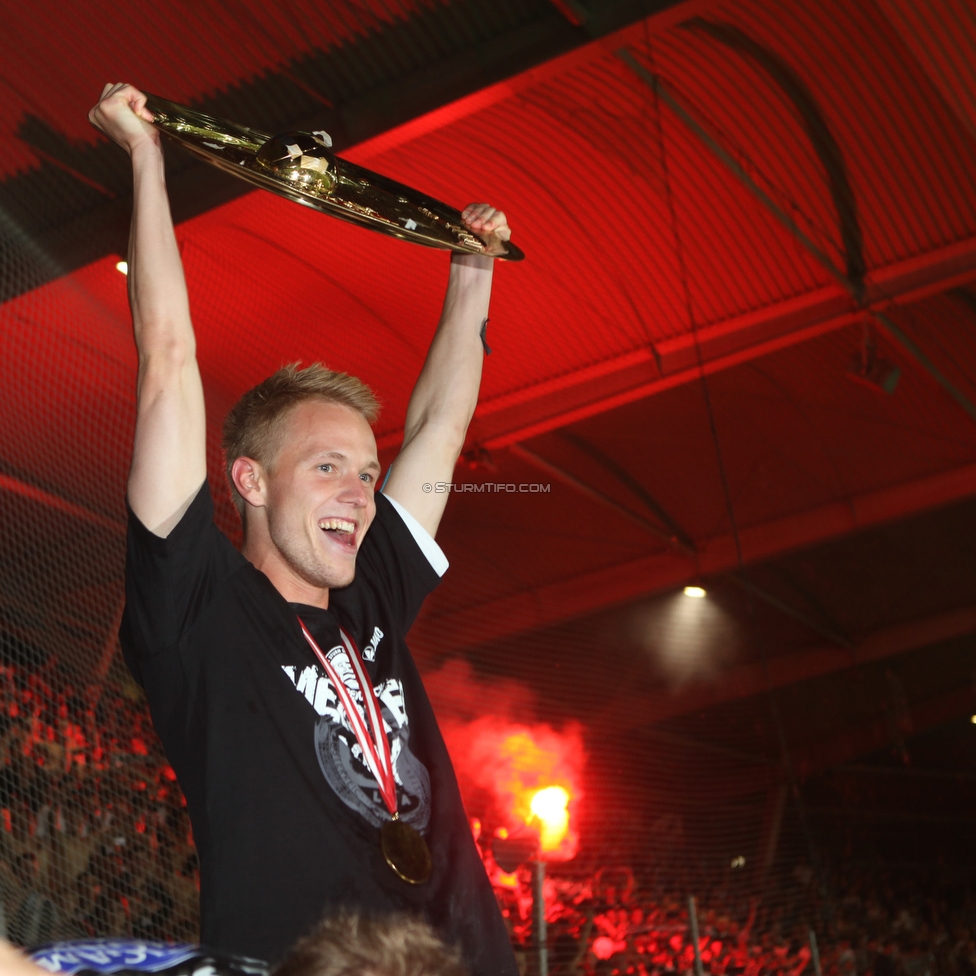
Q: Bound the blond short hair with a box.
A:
[222,362,380,517]
[273,911,468,976]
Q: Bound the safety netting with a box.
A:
[2,0,976,973]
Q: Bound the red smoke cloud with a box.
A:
[425,658,584,861]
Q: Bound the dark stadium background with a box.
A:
[1,0,976,968]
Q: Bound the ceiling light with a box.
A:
[683,585,706,598]
[115,260,128,275]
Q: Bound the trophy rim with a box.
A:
[143,93,524,261]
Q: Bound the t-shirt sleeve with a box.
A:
[348,491,444,634]
[382,495,449,577]
[120,482,242,686]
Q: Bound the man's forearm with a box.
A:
[382,204,510,535]
[402,253,493,450]
[128,141,195,367]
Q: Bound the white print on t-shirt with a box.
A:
[281,652,431,830]
[281,661,406,734]
[362,626,384,662]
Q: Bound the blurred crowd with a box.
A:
[479,849,976,976]
[0,662,199,945]
[0,657,974,976]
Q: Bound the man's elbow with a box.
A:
[137,331,197,374]
[403,415,471,461]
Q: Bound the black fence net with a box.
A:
[2,0,976,974]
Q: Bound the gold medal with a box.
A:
[380,816,432,885]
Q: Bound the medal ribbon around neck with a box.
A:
[298,619,398,818]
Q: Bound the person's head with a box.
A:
[273,910,468,976]
[223,363,382,592]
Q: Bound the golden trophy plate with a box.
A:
[144,93,524,261]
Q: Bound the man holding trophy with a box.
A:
[89,83,519,974]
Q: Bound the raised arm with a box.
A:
[90,84,206,537]
[383,205,510,537]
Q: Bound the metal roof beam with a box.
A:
[0,1,692,305]
[617,48,850,290]
[559,431,698,553]
[727,572,853,650]
[412,458,976,653]
[510,444,696,555]
[509,450,852,650]
[618,47,976,429]
[591,680,976,807]
[383,235,976,454]
[875,312,976,424]
[588,604,976,736]
[794,683,976,777]
[0,471,124,536]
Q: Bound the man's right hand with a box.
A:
[89,83,159,155]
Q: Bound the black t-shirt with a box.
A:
[120,485,516,975]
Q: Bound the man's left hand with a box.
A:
[461,203,511,257]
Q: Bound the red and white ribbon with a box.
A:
[298,619,398,817]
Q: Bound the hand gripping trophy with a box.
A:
[142,92,524,260]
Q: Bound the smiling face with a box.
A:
[248,399,381,601]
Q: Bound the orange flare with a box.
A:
[530,786,570,851]
[440,715,583,862]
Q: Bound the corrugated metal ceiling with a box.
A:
[2,0,976,745]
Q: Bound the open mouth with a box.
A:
[318,517,357,550]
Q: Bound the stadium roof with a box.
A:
[2,0,976,806]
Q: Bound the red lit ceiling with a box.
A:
[3,0,976,775]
